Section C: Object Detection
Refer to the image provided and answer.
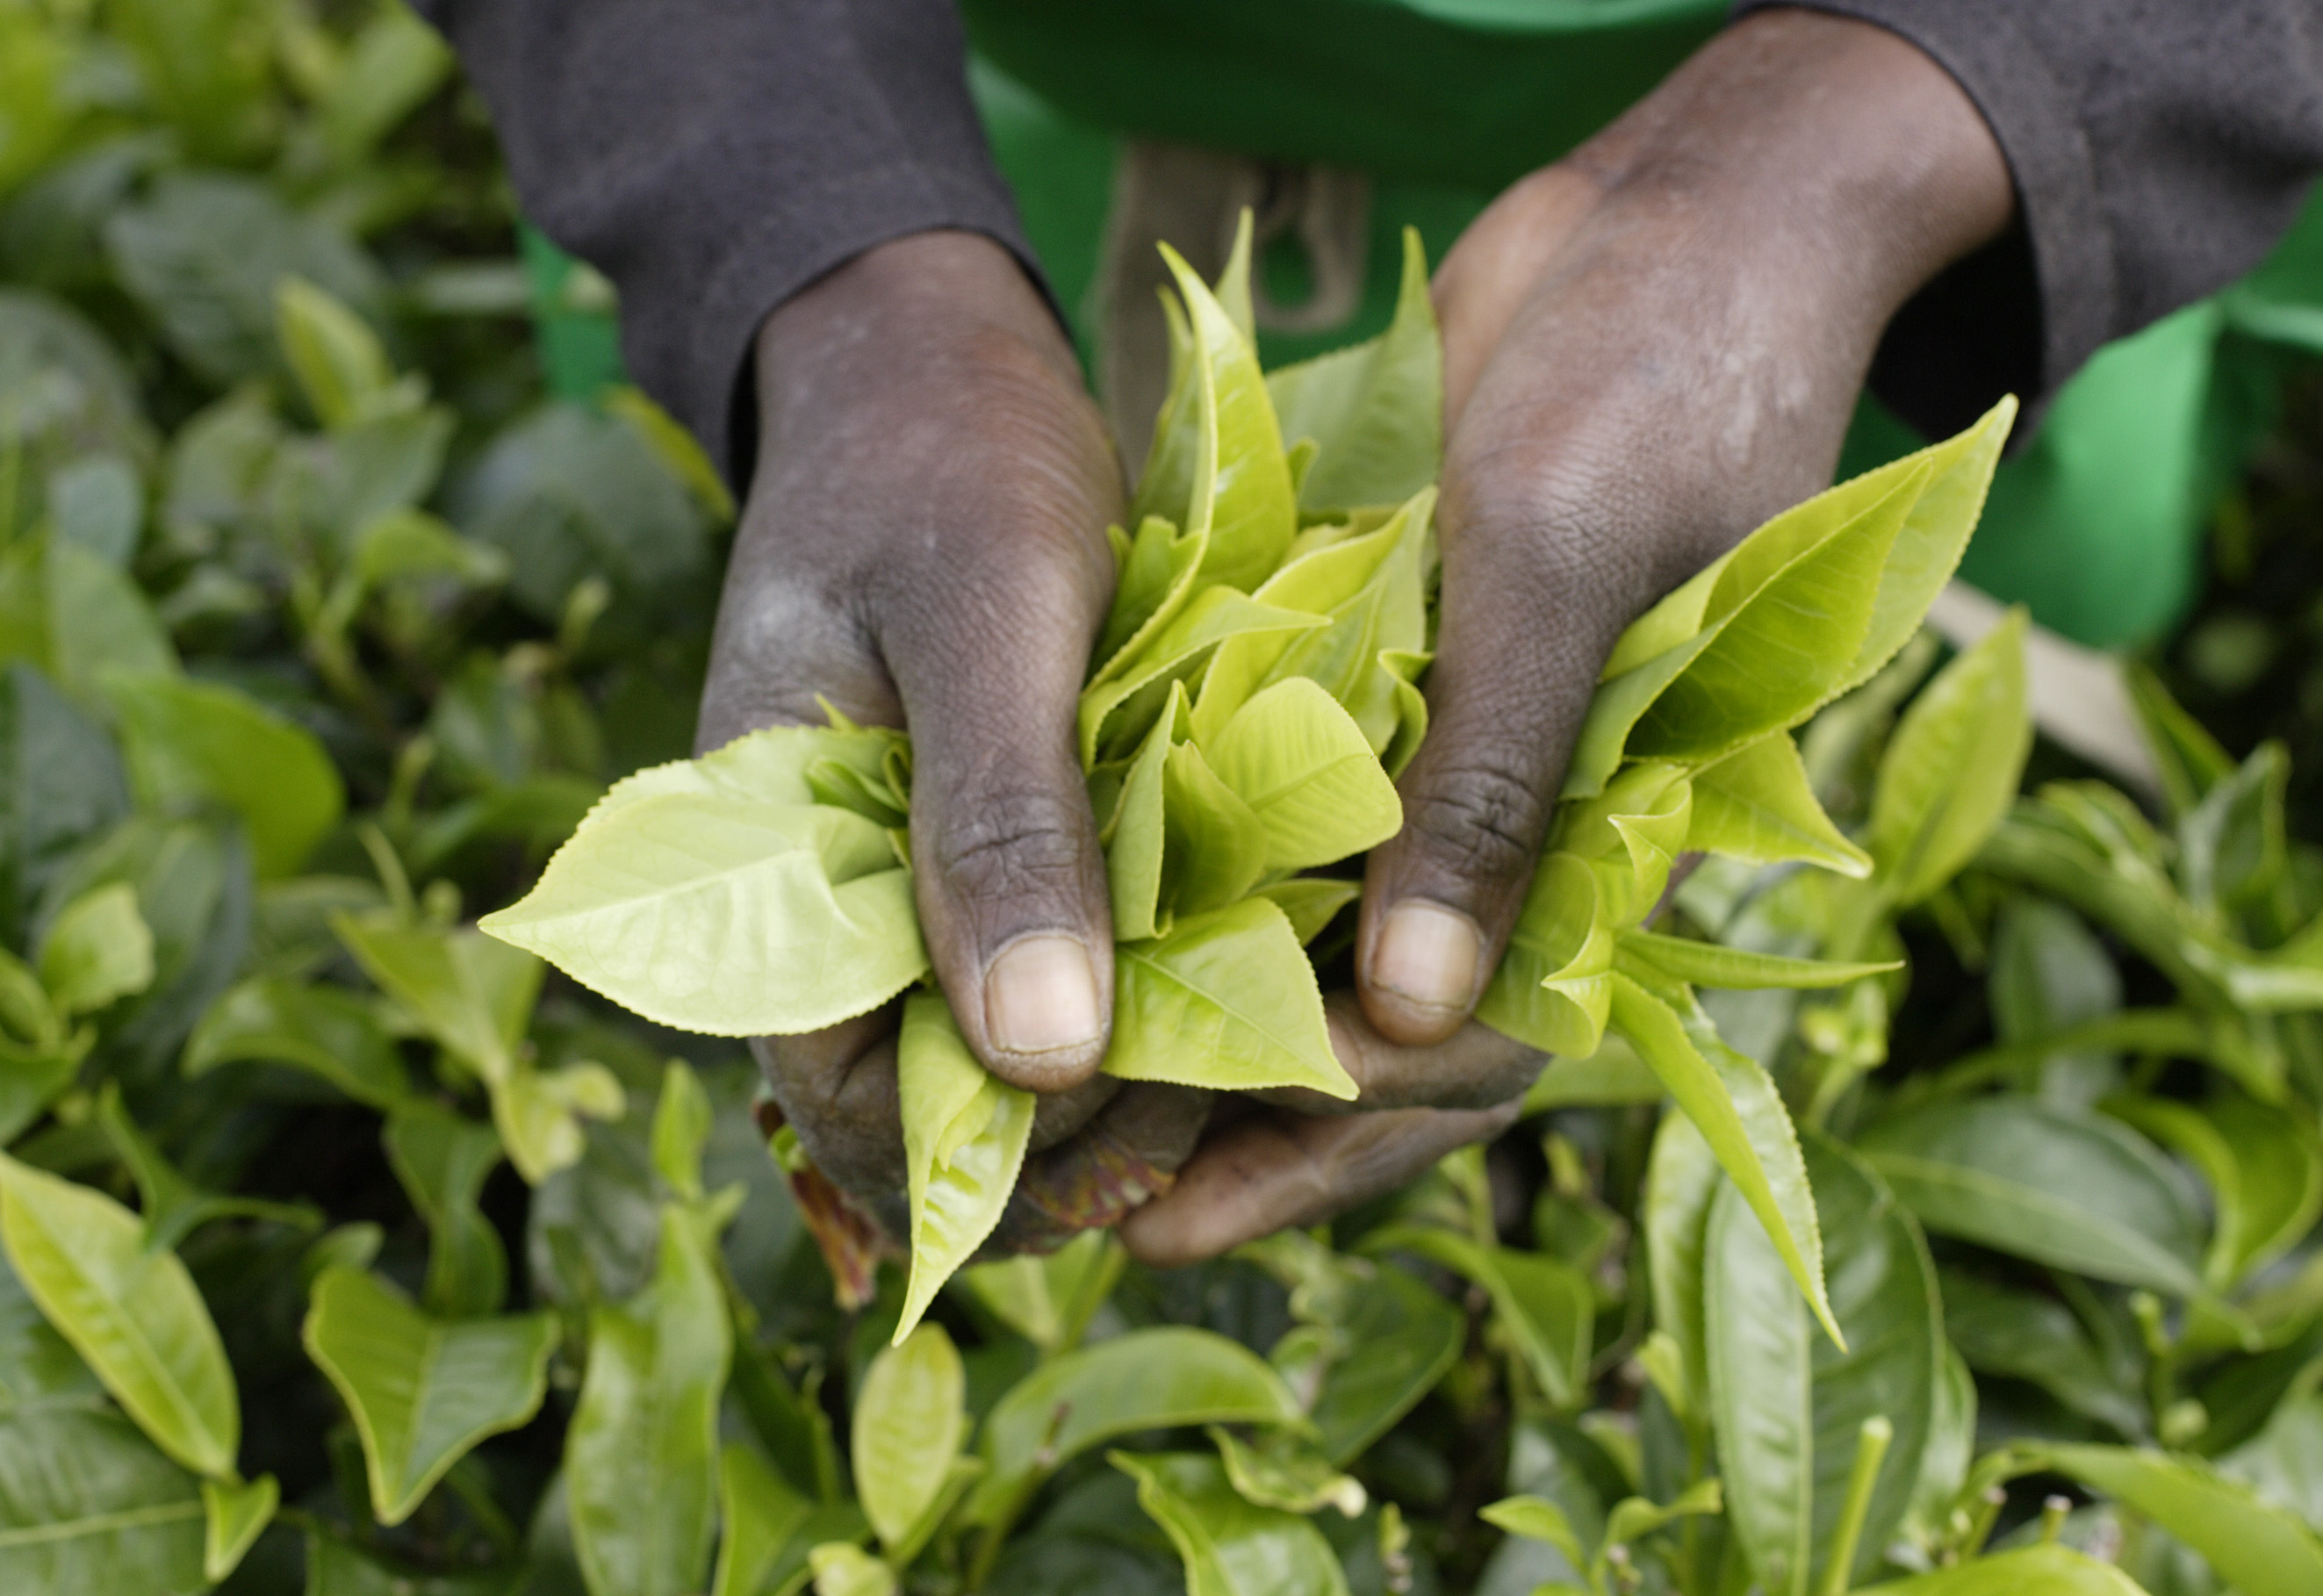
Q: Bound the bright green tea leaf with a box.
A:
[1105,694,1176,941]
[1686,730,1872,877]
[959,1230,1123,1355]
[1479,1493,1588,1569]
[1160,738,1269,917]
[807,1542,896,1596]
[1093,514,1206,685]
[303,1267,555,1525]
[854,1323,966,1549]
[1609,974,1839,1347]
[35,881,152,1017]
[1475,852,1614,1056]
[1106,898,1354,1099]
[1207,1426,1365,1517]
[1835,398,2016,696]
[895,994,1035,1344]
[200,1470,275,1583]
[1868,609,2032,906]
[1615,929,1898,991]
[0,1154,237,1479]
[1255,878,1361,945]
[1193,490,1432,755]
[1155,245,1296,593]
[1266,229,1441,515]
[1081,588,1326,766]
[1630,464,1927,765]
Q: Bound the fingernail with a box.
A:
[986,936,1104,1056]
[1370,901,1482,1013]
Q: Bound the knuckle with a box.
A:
[926,788,1094,909]
[1402,756,1550,883]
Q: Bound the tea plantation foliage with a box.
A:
[1,4,2321,1594]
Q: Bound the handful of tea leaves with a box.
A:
[484,220,2016,1344]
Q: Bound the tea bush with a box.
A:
[1,4,2320,1594]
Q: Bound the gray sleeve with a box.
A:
[412,0,1034,485]
[1736,0,2323,438]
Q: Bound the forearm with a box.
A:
[413,0,1038,485]
[1437,11,2010,429]
[1738,0,2323,433]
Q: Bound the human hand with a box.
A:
[703,230,1210,1237]
[1119,9,2014,1264]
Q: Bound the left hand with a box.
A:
[1121,8,2015,1267]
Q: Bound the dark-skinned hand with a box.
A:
[1120,8,2016,1263]
[707,7,2015,1267]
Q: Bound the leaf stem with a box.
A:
[1816,1413,1892,1596]
[1959,1485,2005,1560]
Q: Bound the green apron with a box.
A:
[530,0,2323,650]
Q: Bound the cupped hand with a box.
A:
[1119,9,2014,1266]
[705,230,1209,1233]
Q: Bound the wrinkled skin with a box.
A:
[704,10,2014,1265]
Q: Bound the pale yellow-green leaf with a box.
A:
[854,1324,966,1549]
[1203,677,1401,873]
[479,794,925,1037]
[1107,898,1354,1099]
[896,995,1034,1344]
[36,881,154,1016]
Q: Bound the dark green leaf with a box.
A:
[384,1104,508,1319]
[181,976,410,1109]
[1858,1098,2208,1298]
[0,1407,205,1595]
[567,1206,730,1596]
[104,173,385,387]
[965,1327,1305,1527]
[1110,1450,1348,1596]
[1707,1134,1941,1596]
[103,672,343,881]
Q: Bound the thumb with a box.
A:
[884,557,1118,1093]
[1358,525,1630,1046]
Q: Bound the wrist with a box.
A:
[753,229,1078,421]
[1575,9,2013,320]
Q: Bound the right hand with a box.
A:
[702,230,1211,1240]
